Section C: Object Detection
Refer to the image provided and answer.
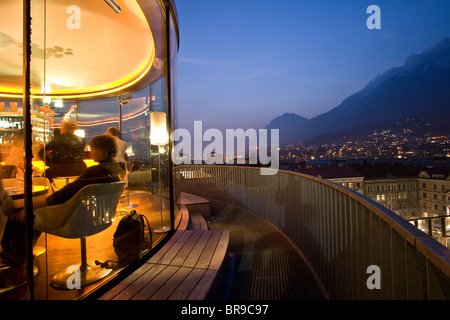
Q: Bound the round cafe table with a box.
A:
[5,185,49,200]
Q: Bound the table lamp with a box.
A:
[150,111,170,233]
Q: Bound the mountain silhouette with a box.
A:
[265,112,309,145]
[266,37,450,145]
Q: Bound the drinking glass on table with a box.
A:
[16,171,24,191]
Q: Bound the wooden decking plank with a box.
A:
[131,265,180,300]
[195,230,222,269]
[112,264,167,300]
[150,266,193,300]
[190,214,201,230]
[190,212,208,230]
[170,231,203,266]
[99,262,156,300]
[209,230,230,270]
[177,205,190,230]
[101,199,230,301]
[182,231,212,268]
[159,231,193,265]
[147,230,185,264]
[168,268,206,300]
[186,270,218,300]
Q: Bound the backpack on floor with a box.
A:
[113,210,152,263]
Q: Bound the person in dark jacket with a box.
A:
[46,134,125,206]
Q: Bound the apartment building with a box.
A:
[418,168,450,218]
[296,160,449,222]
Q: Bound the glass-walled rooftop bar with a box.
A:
[0,0,179,300]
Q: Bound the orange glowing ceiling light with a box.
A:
[0,1,157,100]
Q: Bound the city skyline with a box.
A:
[175,0,450,133]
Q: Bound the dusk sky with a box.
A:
[175,0,450,132]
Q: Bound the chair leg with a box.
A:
[50,238,112,289]
[80,238,88,272]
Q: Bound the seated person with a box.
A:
[0,134,124,266]
[3,134,24,172]
[0,179,13,215]
[38,120,87,181]
[46,134,125,206]
[0,177,30,267]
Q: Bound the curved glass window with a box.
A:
[0,0,179,300]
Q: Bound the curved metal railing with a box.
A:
[176,165,450,299]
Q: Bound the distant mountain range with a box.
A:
[265,37,450,146]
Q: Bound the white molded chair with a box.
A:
[34,181,125,289]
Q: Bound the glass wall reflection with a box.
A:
[0,0,179,300]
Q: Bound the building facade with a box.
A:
[364,177,418,220]
[295,160,450,247]
[418,169,450,218]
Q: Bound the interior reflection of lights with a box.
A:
[54,100,64,108]
[76,104,149,128]
[123,108,148,121]
[128,125,146,132]
[75,129,85,138]
[77,119,119,128]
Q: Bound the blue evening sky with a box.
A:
[174,0,450,132]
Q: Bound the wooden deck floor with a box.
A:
[0,190,171,300]
[99,229,229,300]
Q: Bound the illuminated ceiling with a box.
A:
[0,0,161,100]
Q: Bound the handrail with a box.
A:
[176,165,450,299]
